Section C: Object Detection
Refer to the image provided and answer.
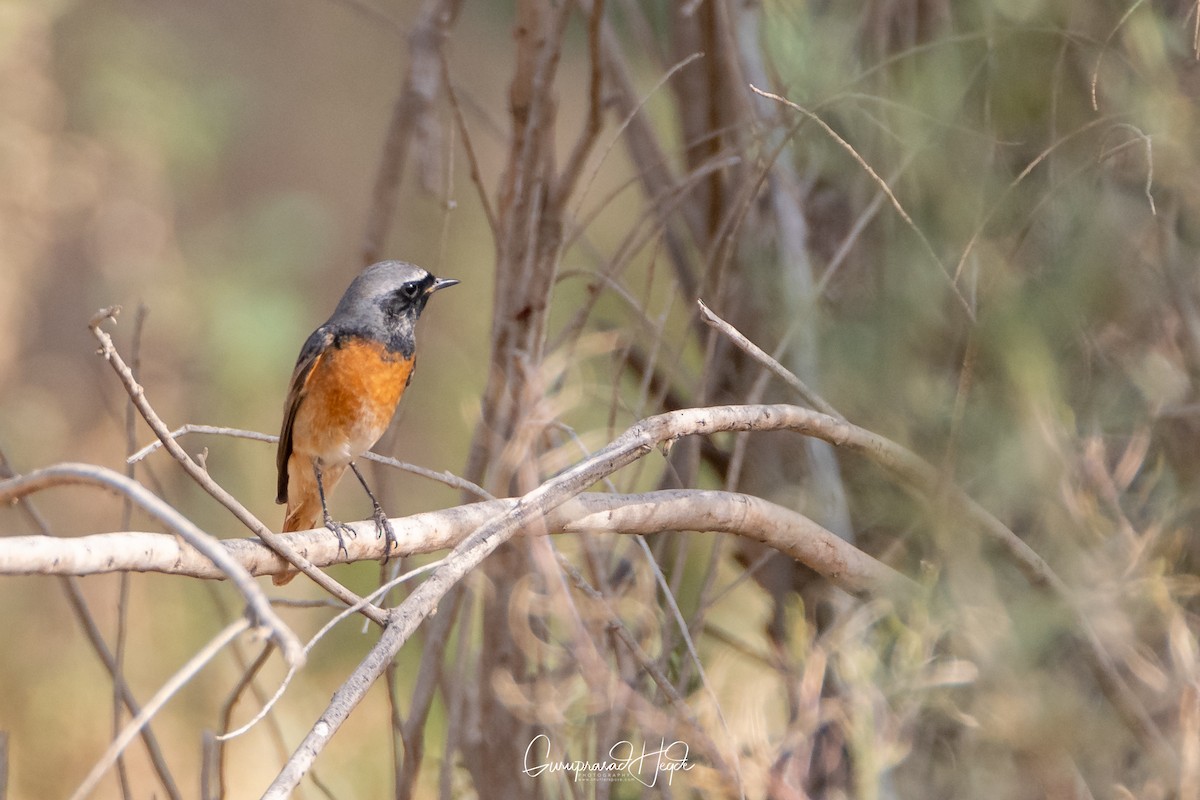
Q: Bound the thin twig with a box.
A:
[215,642,274,797]
[630,532,746,796]
[127,424,493,500]
[214,559,444,743]
[698,299,843,419]
[439,44,497,237]
[114,303,149,800]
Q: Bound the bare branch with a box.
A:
[263,403,888,795]
[698,299,843,419]
[0,488,909,595]
[127,424,493,500]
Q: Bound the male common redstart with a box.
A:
[274,260,458,584]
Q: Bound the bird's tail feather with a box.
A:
[273,460,346,585]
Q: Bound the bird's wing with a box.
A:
[276,326,334,504]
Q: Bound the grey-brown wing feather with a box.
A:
[275,327,334,504]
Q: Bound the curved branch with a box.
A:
[0,490,911,597]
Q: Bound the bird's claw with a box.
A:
[371,505,397,565]
[322,515,356,560]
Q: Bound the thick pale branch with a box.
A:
[0,490,910,597]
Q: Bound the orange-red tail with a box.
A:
[274,459,346,585]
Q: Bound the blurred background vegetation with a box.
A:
[2,0,1200,798]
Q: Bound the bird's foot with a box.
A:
[321,513,356,559]
[370,504,398,565]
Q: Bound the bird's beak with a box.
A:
[429,277,460,294]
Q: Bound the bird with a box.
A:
[274,260,458,585]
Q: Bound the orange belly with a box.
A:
[290,338,414,466]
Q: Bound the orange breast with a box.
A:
[291,338,414,465]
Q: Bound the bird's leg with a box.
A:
[349,461,397,563]
[313,461,354,559]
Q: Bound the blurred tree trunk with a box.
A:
[458,1,577,795]
[453,0,862,793]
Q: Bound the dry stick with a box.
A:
[261,404,915,796]
[1090,0,1148,111]
[215,643,275,797]
[439,45,497,237]
[814,152,913,297]
[552,0,605,208]
[127,425,275,462]
[698,299,841,420]
[114,303,148,800]
[0,463,300,667]
[88,307,386,629]
[68,619,251,800]
[698,301,1176,767]
[1099,124,1156,215]
[127,424,492,500]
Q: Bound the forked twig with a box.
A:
[261,404,887,796]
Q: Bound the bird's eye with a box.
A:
[400,282,420,300]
